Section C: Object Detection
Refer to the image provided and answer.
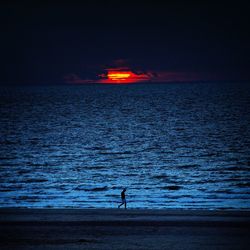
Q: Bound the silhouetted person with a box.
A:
[118,188,127,209]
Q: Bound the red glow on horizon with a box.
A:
[99,69,151,84]
[64,68,202,85]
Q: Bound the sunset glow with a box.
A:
[64,68,202,84]
[107,72,131,81]
[100,69,151,84]
[107,71,133,82]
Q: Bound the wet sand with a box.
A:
[1,208,250,249]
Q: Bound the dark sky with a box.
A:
[1,1,250,85]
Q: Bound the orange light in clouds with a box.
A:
[98,69,151,84]
[107,71,131,81]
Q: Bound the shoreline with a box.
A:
[1,208,250,249]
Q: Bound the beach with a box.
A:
[1,208,250,249]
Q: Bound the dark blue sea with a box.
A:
[0,82,250,209]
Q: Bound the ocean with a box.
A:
[0,82,250,209]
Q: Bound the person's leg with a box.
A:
[118,201,124,208]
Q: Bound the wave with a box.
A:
[235,183,250,188]
[99,151,133,155]
[199,153,219,157]
[0,189,13,192]
[75,186,109,192]
[25,178,48,183]
[0,140,17,145]
[152,174,168,180]
[84,146,110,151]
[124,173,137,177]
[83,165,106,170]
[26,162,45,167]
[18,169,31,174]
[223,166,249,171]
[0,156,17,160]
[14,195,40,201]
[162,185,182,190]
[176,164,200,169]
[175,127,185,131]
